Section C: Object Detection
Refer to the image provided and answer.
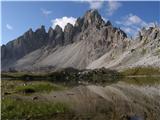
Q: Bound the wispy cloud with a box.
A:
[106,1,122,16]
[102,17,108,22]
[41,8,52,16]
[116,14,147,26]
[6,24,13,30]
[116,13,155,37]
[51,16,77,30]
[80,0,104,9]
[88,1,104,9]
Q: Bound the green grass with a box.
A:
[142,37,148,45]
[141,48,147,55]
[121,67,160,76]
[122,77,160,86]
[156,48,160,55]
[1,71,55,81]
[2,72,29,78]
[2,98,71,120]
[15,82,66,94]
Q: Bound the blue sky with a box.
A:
[1,1,160,45]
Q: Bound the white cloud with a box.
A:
[121,26,139,37]
[128,15,142,24]
[122,27,132,33]
[102,17,108,22]
[6,24,13,30]
[80,0,103,9]
[145,22,155,29]
[107,1,122,16]
[41,8,52,16]
[51,16,77,30]
[124,14,147,26]
[116,14,155,37]
[88,1,104,9]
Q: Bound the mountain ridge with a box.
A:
[1,9,160,71]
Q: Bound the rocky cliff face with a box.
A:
[1,9,160,71]
[87,25,160,70]
[64,23,74,45]
[1,25,48,69]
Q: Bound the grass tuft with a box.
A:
[122,77,160,85]
[121,67,160,76]
[2,98,71,120]
[15,83,66,94]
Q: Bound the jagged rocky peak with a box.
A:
[54,25,63,33]
[28,28,33,33]
[75,17,83,26]
[72,9,128,46]
[83,9,104,25]
[48,27,55,44]
[48,27,53,33]
[48,27,54,37]
[74,9,105,31]
[54,25,64,45]
[35,25,46,34]
[64,23,74,45]
[40,25,46,31]
[105,20,112,26]
[23,28,34,39]
[137,25,160,41]
[64,23,74,31]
